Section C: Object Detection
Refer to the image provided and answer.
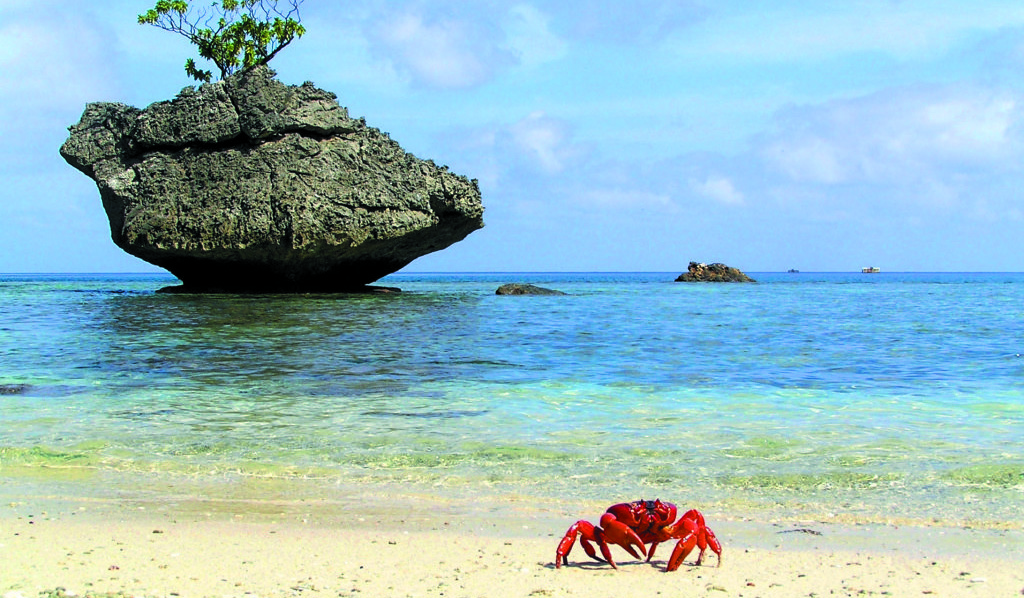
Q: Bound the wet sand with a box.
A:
[2,495,1022,598]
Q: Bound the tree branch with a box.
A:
[139,0,305,82]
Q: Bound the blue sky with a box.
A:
[2,0,1024,273]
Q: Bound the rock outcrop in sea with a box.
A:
[495,283,567,296]
[675,262,755,283]
[61,66,484,292]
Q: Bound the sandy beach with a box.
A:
[3,494,1022,598]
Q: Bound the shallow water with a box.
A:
[1,272,1022,526]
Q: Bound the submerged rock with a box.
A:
[675,262,755,283]
[61,66,484,292]
[495,283,567,296]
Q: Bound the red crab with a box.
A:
[555,499,722,571]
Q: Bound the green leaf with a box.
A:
[138,0,305,81]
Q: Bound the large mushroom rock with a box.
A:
[61,66,484,292]
[675,261,755,283]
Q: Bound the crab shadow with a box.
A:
[541,559,696,572]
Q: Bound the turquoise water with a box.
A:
[1,272,1022,526]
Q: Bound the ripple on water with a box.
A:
[2,272,1023,527]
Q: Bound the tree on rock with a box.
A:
[138,0,305,82]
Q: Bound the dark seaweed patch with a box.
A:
[778,528,824,535]
[719,472,902,491]
[362,409,489,417]
[113,408,178,420]
[943,465,1024,488]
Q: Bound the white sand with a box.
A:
[2,498,1022,598]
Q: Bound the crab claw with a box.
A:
[599,513,648,560]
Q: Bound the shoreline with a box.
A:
[3,490,1023,598]
[4,463,1022,531]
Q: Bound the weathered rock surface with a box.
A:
[495,283,567,296]
[675,262,755,283]
[61,66,484,292]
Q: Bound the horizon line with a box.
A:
[5,270,1024,276]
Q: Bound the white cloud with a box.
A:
[762,86,1023,186]
[436,110,593,193]
[0,15,117,110]
[677,2,1024,64]
[919,96,1017,157]
[508,111,582,174]
[763,136,847,184]
[369,10,514,89]
[0,9,121,179]
[550,0,708,43]
[690,175,745,205]
[575,188,675,210]
[505,4,567,66]
[0,0,41,14]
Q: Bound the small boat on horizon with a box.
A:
[862,266,881,273]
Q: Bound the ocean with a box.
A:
[1,272,1022,528]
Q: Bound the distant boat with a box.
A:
[787,269,800,273]
[861,266,880,273]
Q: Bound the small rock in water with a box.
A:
[495,283,566,296]
[675,261,755,283]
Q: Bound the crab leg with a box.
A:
[666,525,722,571]
[556,520,604,568]
[701,525,723,567]
[646,541,661,562]
[666,531,698,571]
